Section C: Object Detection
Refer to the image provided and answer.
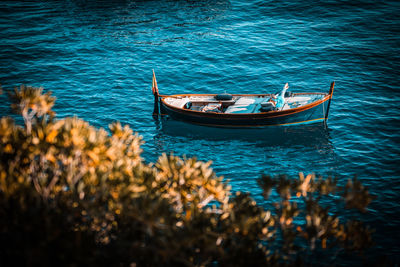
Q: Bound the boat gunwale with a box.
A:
[160,92,331,119]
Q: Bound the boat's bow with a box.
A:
[152,70,160,117]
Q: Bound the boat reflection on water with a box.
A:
[158,118,332,147]
[152,118,337,196]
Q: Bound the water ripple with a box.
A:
[1,0,399,262]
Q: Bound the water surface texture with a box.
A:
[1,0,399,263]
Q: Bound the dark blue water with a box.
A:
[1,0,399,263]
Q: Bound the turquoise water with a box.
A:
[1,0,399,263]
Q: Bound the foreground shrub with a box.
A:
[0,85,374,266]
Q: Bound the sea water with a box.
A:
[0,0,399,263]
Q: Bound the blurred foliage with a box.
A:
[0,85,375,266]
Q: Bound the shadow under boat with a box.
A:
[158,118,332,146]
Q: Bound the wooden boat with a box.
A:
[152,71,334,128]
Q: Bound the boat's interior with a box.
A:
[163,93,327,114]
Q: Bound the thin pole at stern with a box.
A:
[324,81,335,124]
